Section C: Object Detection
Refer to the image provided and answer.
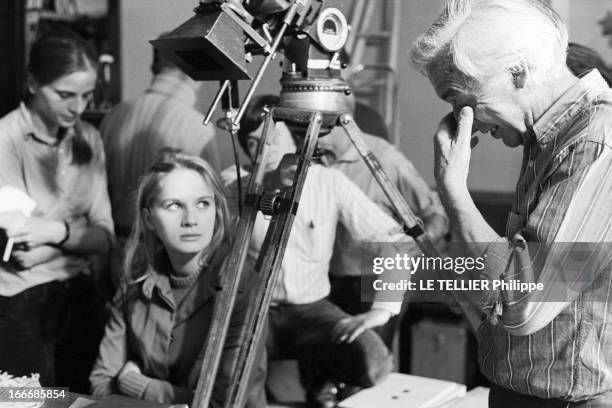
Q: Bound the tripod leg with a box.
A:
[338,113,484,332]
[224,110,323,408]
[191,110,278,408]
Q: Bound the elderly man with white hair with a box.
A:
[411,0,612,407]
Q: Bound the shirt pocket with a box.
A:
[292,216,336,261]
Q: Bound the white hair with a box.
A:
[410,0,569,86]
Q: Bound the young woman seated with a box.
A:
[89,154,265,407]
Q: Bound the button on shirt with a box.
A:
[0,103,115,296]
[477,70,612,400]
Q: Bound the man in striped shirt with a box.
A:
[411,0,612,406]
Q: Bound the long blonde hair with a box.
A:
[122,154,233,282]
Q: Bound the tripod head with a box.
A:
[150,0,352,136]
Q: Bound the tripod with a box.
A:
[190,106,484,408]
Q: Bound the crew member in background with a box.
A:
[224,94,417,408]
[318,95,448,346]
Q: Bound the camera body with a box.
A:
[151,0,352,133]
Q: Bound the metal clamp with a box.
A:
[245,192,299,216]
[403,224,424,238]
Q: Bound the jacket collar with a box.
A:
[139,250,224,322]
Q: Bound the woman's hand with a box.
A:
[117,361,147,399]
[118,361,142,378]
[5,217,66,250]
[10,246,64,270]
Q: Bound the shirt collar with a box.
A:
[146,72,197,106]
[532,70,609,147]
[18,102,76,146]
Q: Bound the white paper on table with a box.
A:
[0,185,37,262]
[338,373,467,408]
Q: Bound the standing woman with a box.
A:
[0,31,115,387]
[90,155,265,407]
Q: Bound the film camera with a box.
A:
[151,0,353,134]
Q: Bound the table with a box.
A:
[41,393,185,408]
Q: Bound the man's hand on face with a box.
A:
[434,106,478,191]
